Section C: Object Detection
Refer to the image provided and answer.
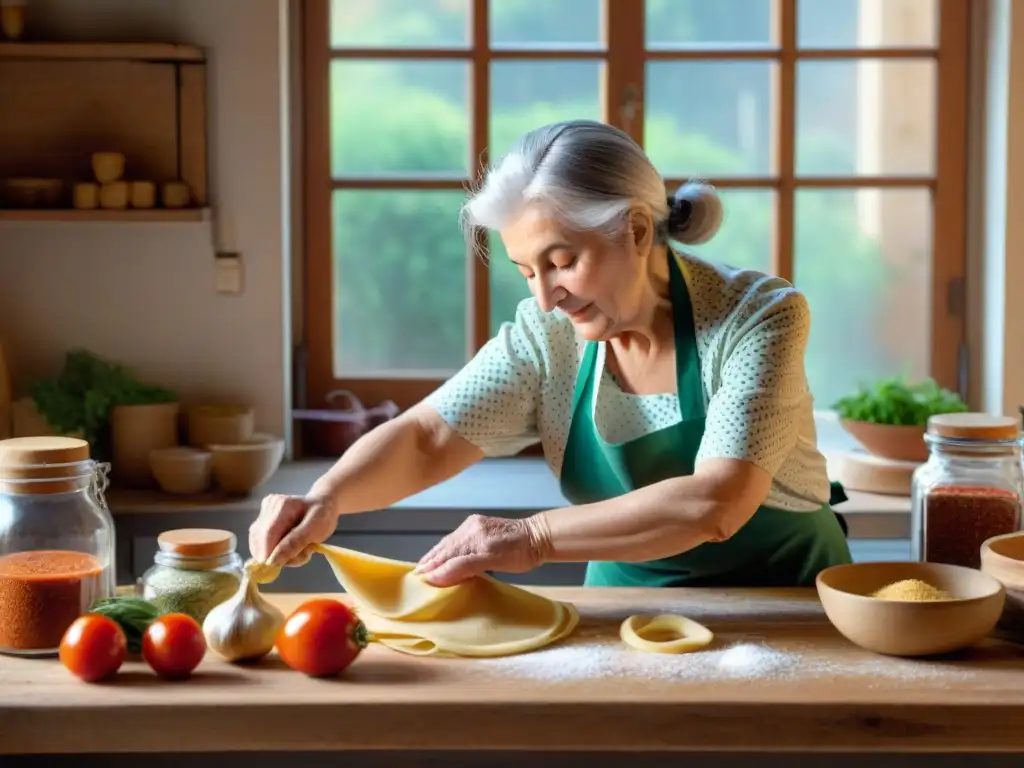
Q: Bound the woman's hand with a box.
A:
[248,493,339,567]
[414,514,549,587]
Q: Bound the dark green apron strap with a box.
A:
[829,481,849,538]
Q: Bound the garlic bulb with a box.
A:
[202,560,285,662]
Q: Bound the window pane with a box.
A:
[490,0,603,49]
[332,190,468,376]
[798,0,938,49]
[490,61,604,156]
[795,188,931,409]
[646,0,772,48]
[488,189,776,334]
[796,60,935,177]
[330,61,470,179]
[488,233,532,334]
[330,0,471,48]
[646,62,773,177]
[684,189,773,274]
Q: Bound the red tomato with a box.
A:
[142,613,206,679]
[59,614,127,682]
[276,599,367,677]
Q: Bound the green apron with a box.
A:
[558,253,852,588]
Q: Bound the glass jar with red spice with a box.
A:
[911,413,1024,570]
[0,436,116,656]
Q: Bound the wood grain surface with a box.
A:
[2,587,1024,755]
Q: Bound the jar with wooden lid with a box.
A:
[139,528,243,624]
[911,413,1024,569]
[0,436,116,657]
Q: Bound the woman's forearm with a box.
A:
[307,403,483,516]
[527,459,771,563]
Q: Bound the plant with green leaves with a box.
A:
[30,349,177,460]
[89,596,164,654]
[832,375,968,427]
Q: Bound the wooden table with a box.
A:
[2,587,1024,756]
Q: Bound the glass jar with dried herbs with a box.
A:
[138,529,243,624]
[911,413,1024,569]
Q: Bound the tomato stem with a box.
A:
[352,619,370,649]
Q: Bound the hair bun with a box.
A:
[667,182,723,245]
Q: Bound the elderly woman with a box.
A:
[250,119,853,589]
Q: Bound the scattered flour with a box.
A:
[477,638,974,685]
[473,596,985,686]
[715,643,796,676]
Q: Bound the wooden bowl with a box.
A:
[980,532,1024,643]
[2,178,64,209]
[816,561,1005,657]
[187,404,255,448]
[149,446,212,495]
[839,420,929,462]
[209,432,284,496]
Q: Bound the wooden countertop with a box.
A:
[6,586,1018,755]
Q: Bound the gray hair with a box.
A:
[462,120,723,247]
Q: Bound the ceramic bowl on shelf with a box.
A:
[149,446,212,495]
[816,561,1005,657]
[186,404,255,448]
[980,532,1024,643]
[208,432,284,496]
[2,178,64,209]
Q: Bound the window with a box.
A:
[302,0,969,413]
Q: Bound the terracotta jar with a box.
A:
[111,402,180,489]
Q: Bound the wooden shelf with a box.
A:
[0,208,211,222]
[0,42,209,210]
[0,42,204,62]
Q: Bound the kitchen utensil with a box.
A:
[1,1,25,41]
[130,181,156,209]
[73,182,99,210]
[209,433,284,496]
[91,152,125,184]
[187,404,254,448]
[829,449,919,495]
[839,420,929,463]
[163,181,191,208]
[2,178,63,209]
[110,402,180,489]
[99,181,128,210]
[149,446,212,495]
[981,532,1024,644]
[816,560,1004,657]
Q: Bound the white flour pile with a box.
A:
[480,641,799,682]
[478,639,973,684]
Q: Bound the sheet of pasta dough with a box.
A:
[308,543,579,657]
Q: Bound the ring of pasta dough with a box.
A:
[619,613,714,654]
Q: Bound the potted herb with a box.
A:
[30,350,178,473]
[832,376,968,463]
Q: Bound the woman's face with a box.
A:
[499,203,656,340]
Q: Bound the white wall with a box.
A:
[2,0,1023,458]
[0,0,293,443]
[968,0,1024,419]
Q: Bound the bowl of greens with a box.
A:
[832,376,968,463]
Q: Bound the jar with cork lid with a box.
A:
[911,413,1024,569]
[139,528,244,624]
[0,436,116,657]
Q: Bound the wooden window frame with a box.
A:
[301,0,970,413]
